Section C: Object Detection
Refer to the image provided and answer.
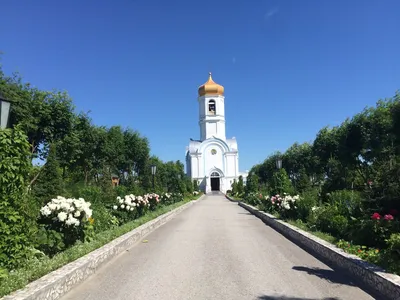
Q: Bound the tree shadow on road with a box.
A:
[292,266,357,287]
[257,295,340,300]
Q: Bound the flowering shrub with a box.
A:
[37,196,93,256]
[336,240,382,265]
[112,192,186,223]
[263,193,299,219]
[365,211,399,247]
[113,193,159,222]
[243,192,263,207]
[160,192,184,206]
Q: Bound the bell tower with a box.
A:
[197,73,226,141]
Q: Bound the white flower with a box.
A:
[58,212,68,222]
[121,204,125,209]
[60,202,71,211]
[126,205,131,211]
[113,205,118,210]
[85,208,93,218]
[74,211,81,217]
[48,203,57,211]
[65,215,80,226]
[40,206,52,216]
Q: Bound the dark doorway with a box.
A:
[211,177,220,191]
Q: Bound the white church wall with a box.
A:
[203,144,224,176]
[190,156,198,178]
[205,122,217,138]
[225,155,235,177]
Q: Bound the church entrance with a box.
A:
[210,172,220,191]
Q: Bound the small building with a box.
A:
[111,174,120,187]
[185,73,248,193]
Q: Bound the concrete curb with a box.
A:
[2,196,205,300]
[236,200,400,300]
[225,194,240,202]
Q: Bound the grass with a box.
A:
[0,194,202,298]
[285,219,338,244]
[225,194,241,201]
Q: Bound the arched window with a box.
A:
[208,99,216,115]
[210,172,220,178]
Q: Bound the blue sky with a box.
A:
[1,0,399,171]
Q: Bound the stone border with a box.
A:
[225,193,240,202]
[2,196,205,300]
[230,197,400,300]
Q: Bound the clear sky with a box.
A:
[1,0,399,171]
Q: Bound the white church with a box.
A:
[185,73,248,194]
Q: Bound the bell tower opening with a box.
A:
[210,171,220,191]
[208,99,216,115]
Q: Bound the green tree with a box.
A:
[245,173,259,195]
[231,179,238,194]
[32,144,64,204]
[270,169,294,195]
[237,176,244,195]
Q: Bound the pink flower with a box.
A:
[384,214,394,221]
[371,213,381,220]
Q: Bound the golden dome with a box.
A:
[198,72,224,97]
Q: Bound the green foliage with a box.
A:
[193,179,199,191]
[231,179,238,195]
[308,204,349,238]
[237,176,244,195]
[245,173,258,195]
[270,168,294,195]
[32,144,64,205]
[0,127,33,269]
[295,188,319,221]
[386,233,400,257]
[295,168,311,193]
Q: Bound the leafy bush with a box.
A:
[386,233,400,258]
[244,192,263,207]
[0,127,33,269]
[327,189,362,219]
[91,204,119,233]
[193,180,199,191]
[296,188,319,221]
[160,192,184,206]
[308,204,349,238]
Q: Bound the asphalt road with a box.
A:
[61,193,375,300]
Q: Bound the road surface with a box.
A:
[61,193,375,300]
